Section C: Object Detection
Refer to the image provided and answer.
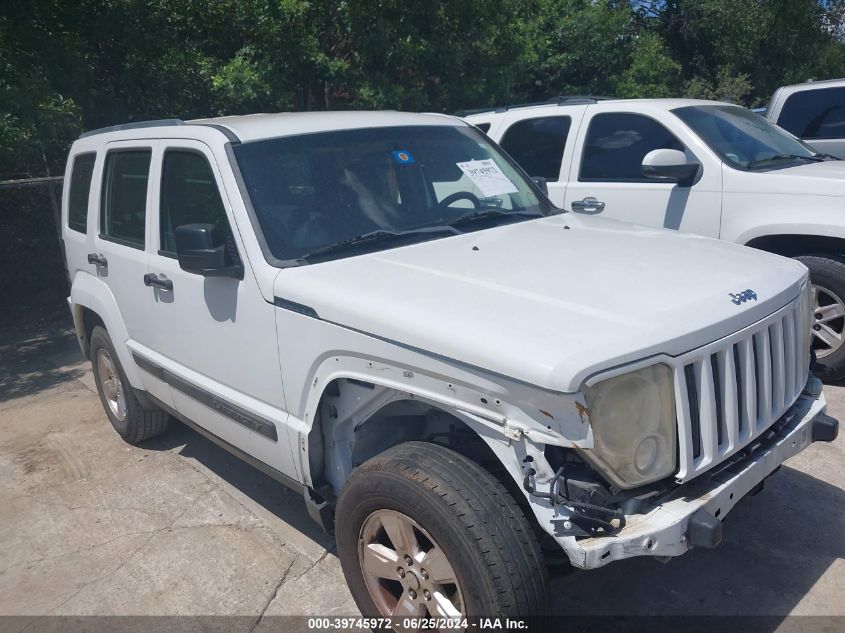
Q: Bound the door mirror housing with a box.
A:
[641,149,700,186]
[531,176,549,196]
[174,223,243,279]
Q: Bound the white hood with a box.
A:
[273,214,807,392]
[738,159,845,196]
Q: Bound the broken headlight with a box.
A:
[583,364,677,488]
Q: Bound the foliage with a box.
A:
[683,67,753,104]
[615,31,683,98]
[2,0,845,178]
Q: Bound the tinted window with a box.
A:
[778,87,845,139]
[675,105,818,170]
[100,150,151,248]
[474,122,491,133]
[67,153,96,233]
[159,151,231,254]
[500,116,571,181]
[233,125,550,263]
[580,113,684,181]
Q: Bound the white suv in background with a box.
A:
[466,98,845,379]
[61,111,836,622]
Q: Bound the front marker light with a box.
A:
[583,364,677,488]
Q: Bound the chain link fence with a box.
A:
[0,177,70,331]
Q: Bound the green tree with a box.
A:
[683,67,752,104]
[646,0,845,105]
[521,0,634,99]
[3,0,845,178]
[615,31,682,98]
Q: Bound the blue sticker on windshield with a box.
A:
[392,150,415,164]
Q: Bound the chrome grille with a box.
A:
[675,290,810,481]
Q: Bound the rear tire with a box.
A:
[796,255,845,382]
[89,326,169,443]
[335,441,547,621]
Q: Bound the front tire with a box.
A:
[797,255,845,382]
[89,326,169,443]
[335,441,547,623]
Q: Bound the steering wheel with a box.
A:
[437,191,481,211]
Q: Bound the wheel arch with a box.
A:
[69,272,143,388]
[306,375,554,540]
[745,233,845,260]
[308,376,508,492]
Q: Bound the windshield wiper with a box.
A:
[747,153,826,169]
[298,226,460,261]
[446,208,545,228]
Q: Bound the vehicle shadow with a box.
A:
[812,360,844,387]
[148,411,843,622]
[145,420,336,553]
[549,464,844,617]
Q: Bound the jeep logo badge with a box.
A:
[730,289,758,305]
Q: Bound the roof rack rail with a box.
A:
[453,95,614,117]
[79,118,184,139]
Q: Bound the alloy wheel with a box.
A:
[358,509,465,628]
[97,348,127,421]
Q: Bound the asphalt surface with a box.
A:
[0,322,842,627]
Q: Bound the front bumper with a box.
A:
[569,378,837,569]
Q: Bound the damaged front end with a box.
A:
[523,374,835,569]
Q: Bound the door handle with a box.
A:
[571,197,606,214]
[143,273,173,291]
[87,253,108,268]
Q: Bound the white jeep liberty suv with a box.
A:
[61,111,838,622]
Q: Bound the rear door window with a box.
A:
[67,153,96,233]
[580,113,684,181]
[100,150,151,248]
[499,116,571,181]
[778,87,845,139]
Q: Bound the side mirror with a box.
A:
[641,149,700,186]
[175,223,243,279]
[531,176,549,196]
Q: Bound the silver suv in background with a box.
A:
[766,78,845,158]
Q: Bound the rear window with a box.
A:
[499,116,571,181]
[778,87,845,139]
[100,150,151,248]
[67,153,96,233]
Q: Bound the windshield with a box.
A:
[232,125,553,264]
[673,105,823,170]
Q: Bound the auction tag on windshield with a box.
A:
[455,159,519,197]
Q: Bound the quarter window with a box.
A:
[580,113,684,182]
[67,153,96,233]
[499,116,571,181]
[100,150,151,248]
[778,87,845,139]
[159,150,232,255]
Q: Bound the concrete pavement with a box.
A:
[0,323,842,623]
